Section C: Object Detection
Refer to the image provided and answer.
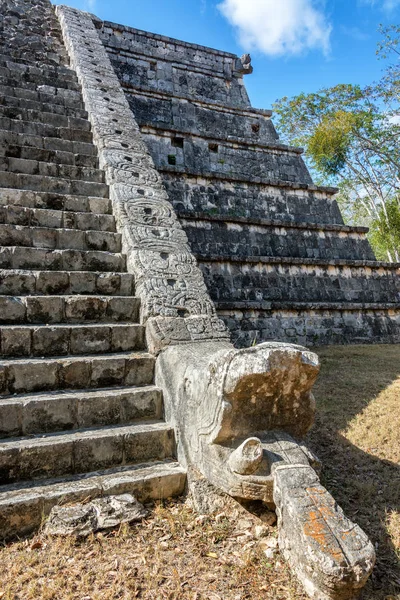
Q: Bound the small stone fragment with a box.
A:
[44,503,97,537]
[93,494,147,529]
[44,494,147,537]
[254,524,268,538]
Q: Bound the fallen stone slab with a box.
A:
[44,493,147,537]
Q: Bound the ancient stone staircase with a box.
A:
[0,5,185,539]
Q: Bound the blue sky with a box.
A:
[53,0,400,111]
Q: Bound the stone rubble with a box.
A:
[44,493,147,537]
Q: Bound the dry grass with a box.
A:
[0,344,399,600]
[0,501,306,600]
[308,344,400,600]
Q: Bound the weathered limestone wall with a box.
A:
[96,20,313,187]
[180,216,375,261]
[93,16,400,347]
[220,306,400,347]
[200,261,400,304]
[97,22,252,107]
[0,0,68,65]
[162,174,343,224]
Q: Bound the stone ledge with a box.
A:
[159,165,339,194]
[108,48,235,82]
[216,301,400,312]
[140,124,302,155]
[178,211,368,234]
[196,253,400,270]
[0,54,76,79]
[97,19,238,59]
[122,85,273,118]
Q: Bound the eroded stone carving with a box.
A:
[235,53,253,75]
[156,340,375,599]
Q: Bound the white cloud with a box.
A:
[359,0,400,12]
[217,0,332,57]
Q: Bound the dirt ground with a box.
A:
[0,344,399,600]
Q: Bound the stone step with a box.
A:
[0,270,134,296]
[0,43,68,63]
[0,322,145,358]
[0,129,98,158]
[0,295,139,324]
[0,139,98,169]
[0,171,108,198]
[0,157,104,184]
[0,92,88,120]
[0,224,121,252]
[181,214,375,262]
[0,421,176,485]
[0,45,65,70]
[0,460,186,539]
[216,300,400,311]
[0,385,163,437]
[178,210,369,235]
[200,257,400,304]
[0,83,85,111]
[0,205,115,232]
[0,56,79,85]
[0,247,125,272]
[0,351,155,395]
[0,48,70,69]
[197,253,400,270]
[0,104,91,133]
[0,188,111,215]
[0,115,92,143]
[0,72,82,93]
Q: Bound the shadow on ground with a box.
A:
[306,345,400,600]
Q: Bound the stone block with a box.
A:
[0,400,22,437]
[7,359,58,393]
[1,326,31,356]
[76,391,121,428]
[25,296,63,323]
[68,271,96,294]
[22,395,75,435]
[90,356,125,387]
[0,296,26,322]
[32,326,69,356]
[70,325,110,354]
[125,354,155,386]
[73,430,123,473]
[36,270,69,294]
[111,324,144,351]
[60,357,91,389]
[65,296,107,321]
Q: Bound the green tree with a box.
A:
[273,32,400,262]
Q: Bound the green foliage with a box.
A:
[308,111,360,176]
[369,198,400,262]
[272,28,400,262]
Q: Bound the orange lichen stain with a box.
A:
[303,509,344,561]
[307,488,358,545]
